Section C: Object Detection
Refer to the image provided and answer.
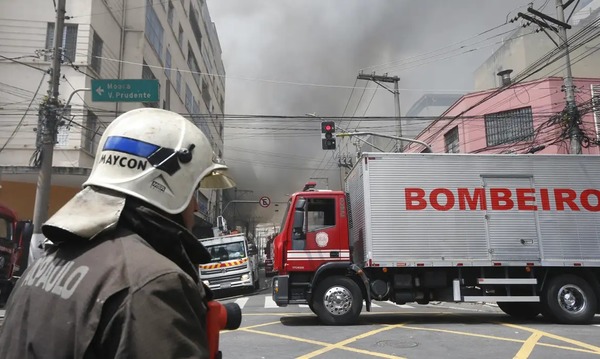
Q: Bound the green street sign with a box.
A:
[91,79,159,102]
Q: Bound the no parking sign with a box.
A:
[259,196,271,208]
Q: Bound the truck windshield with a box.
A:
[206,242,247,262]
[0,216,11,241]
[279,200,291,231]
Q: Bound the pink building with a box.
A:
[406,77,600,155]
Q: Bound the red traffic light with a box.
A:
[321,121,336,150]
[321,121,335,133]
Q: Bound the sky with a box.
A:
[205,0,548,226]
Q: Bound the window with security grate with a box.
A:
[484,106,534,147]
[45,23,78,63]
[444,126,460,153]
[592,84,600,140]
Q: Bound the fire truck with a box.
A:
[0,204,33,306]
[272,153,600,325]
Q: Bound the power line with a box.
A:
[0,73,47,154]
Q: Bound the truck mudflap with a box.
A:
[350,264,372,312]
[272,275,289,307]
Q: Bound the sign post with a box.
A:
[91,79,159,102]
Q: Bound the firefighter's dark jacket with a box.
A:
[0,199,213,358]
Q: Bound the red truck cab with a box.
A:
[272,183,365,317]
[0,204,33,306]
[273,183,350,275]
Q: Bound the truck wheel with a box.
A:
[541,274,597,324]
[497,302,540,319]
[308,301,317,315]
[313,276,362,325]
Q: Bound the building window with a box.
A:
[484,107,534,147]
[193,100,210,137]
[142,60,160,108]
[176,70,181,95]
[185,84,193,112]
[444,126,460,153]
[83,110,100,154]
[188,4,203,54]
[178,25,184,50]
[165,48,171,79]
[91,31,103,75]
[167,0,174,27]
[188,46,201,86]
[45,23,78,62]
[201,78,210,108]
[145,0,164,57]
[592,84,600,140]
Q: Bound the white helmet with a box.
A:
[83,108,235,214]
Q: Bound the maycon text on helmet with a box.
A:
[98,153,148,171]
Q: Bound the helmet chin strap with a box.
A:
[124,195,186,228]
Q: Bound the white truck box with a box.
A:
[346,153,600,268]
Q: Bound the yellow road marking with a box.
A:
[513,332,543,359]
[225,312,600,357]
[240,325,407,358]
[401,325,600,355]
[240,328,331,347]
[503,323,600,354]
[297,324,407,359]
[401,325,523,343]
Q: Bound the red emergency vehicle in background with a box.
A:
[272,153,600,325]
[0,203,33,306]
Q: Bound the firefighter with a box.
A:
[0,108,235,358]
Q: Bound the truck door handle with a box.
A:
[330,251,340,258]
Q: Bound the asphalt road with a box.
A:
[215,286,600,359]
[2,275,599,359]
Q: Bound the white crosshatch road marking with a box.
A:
[264,295,279,308]
[234,297,249,309]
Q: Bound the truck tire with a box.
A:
[541,274,597,324]
[497,302,540,319]
[312,276,362,325]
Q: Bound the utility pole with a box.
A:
[357,72,402,152]
[554,0,581,154]
[519,1,580,153]
[31,0,66,252]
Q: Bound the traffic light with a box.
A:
[321,121,336,150]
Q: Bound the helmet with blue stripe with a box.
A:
[83,108,234,214]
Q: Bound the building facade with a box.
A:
[474,1,600,90]
[405,77,600,155]
[0,0,226,227]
